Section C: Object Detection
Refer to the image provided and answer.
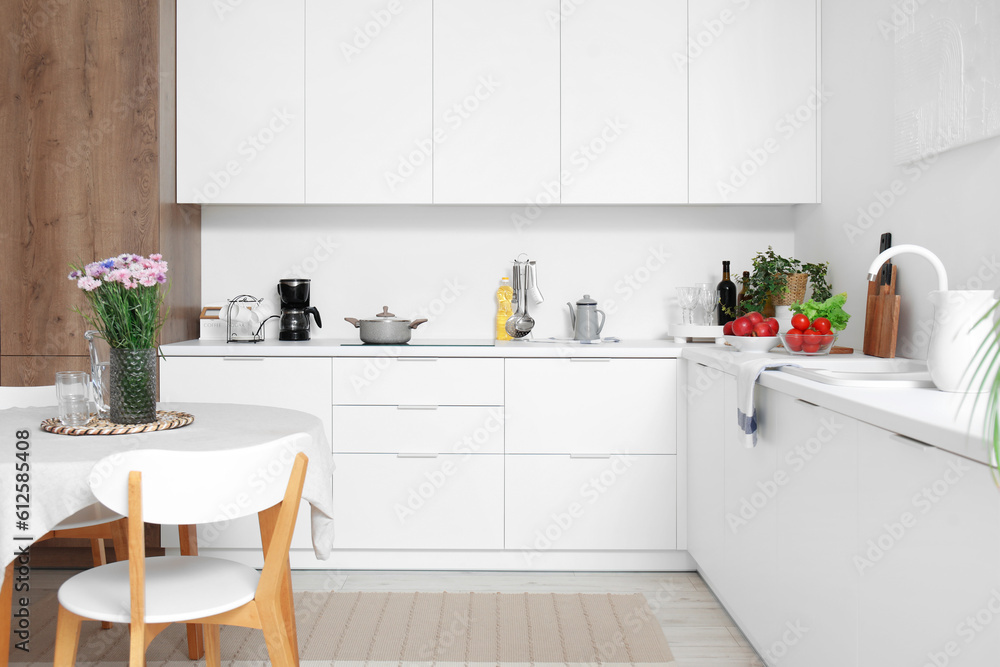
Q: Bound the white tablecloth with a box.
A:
[0,402,334,581]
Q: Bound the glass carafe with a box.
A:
[84,330,110,419]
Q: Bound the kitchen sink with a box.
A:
[778,359,934,388]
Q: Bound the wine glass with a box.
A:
[693,283,712,325]
[698,287,720,326]
[676,287,698,325]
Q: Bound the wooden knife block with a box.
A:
[864,265,900,358]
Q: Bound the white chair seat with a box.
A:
[53,503,122,531]
[58,555,260,624]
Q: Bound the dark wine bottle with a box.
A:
[736,271,750,315]
[717,261,737,325]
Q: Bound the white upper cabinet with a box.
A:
[688,0,819,204]
[176,0,305,204]
[561,0,688,204]
[432,0,560,204]
[305,0,433,203]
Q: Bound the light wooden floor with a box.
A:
[31,569,764,666]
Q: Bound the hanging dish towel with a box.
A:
[737,358,800,447]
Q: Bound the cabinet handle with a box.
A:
[397,405,439,411]
[569,358,612,363]
[396,453,439,458]
[795,398,821,409]
[396,357,438,362]
[890,433,933,450]
[569,454,614,459]
[222,357,264,362]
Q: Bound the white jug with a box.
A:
[926,290,998,393]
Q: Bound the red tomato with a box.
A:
[723,321,734,335]
[753,322,775,337]
[802,343,821,353]
[813,317,832,334]
[746,311,764,326]
[802,328,820,337]
[766,317,780,335]
[784,329,803,351]
[732,316,753,336]
[817,334,835,347]
[791,313,810,331]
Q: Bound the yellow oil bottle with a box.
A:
[496,277,513,341]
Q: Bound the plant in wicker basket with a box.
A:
[69,253,169,425]
[739,247,832,316]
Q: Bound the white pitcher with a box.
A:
[926,290,998,393]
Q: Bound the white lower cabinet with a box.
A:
[505,454,677,552]
[857,423,1000,667]
[159,356,333,556]
[330,453,504,550]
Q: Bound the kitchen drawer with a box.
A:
[333,406,504,454]
[505,358,676,454]
[505,454,677,551]
[333,357,503,406]
[331,453,504,550]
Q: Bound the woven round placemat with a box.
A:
[40,410,195,436]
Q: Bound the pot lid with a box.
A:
[575,294,598,306]
[356,306,410,323]
[376,306,395,318]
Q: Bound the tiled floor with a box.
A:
[31,568,764,666]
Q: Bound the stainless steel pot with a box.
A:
[345,307,428,344]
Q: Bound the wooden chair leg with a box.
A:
[110,518,129,562]
[204,624,222,667]
[1,561,14,666]
[260,603,298,667]
[279,563,300,665]
[52,605,83,667]
[178,525,204,660]
[129,625,146,667]
[88,538,113,630]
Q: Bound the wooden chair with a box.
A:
[1,386,126,667]
[52,435,310,667]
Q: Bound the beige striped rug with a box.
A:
[11,590,675,665]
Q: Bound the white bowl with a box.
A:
[724,335,780,353]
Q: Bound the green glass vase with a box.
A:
[109,348,157,424]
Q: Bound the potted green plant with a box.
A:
[971,302,1000,471]
[739,247,832,316]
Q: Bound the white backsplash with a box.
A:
[201,205,796,341]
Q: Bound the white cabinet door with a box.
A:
[688,0,818,204]
[858,424,1000,667]
[333,357,503,406]
[505,454,677,553]
[305,0,433,203]
[561,0,687,203]
[772,393,859,667]
[333,405,504,454]
[504,359,676,455]
[159,356,332,552]
[331,453,504,549]
[721,380,778,649]
[432,0,560,203]
[176,0,305,203]
[685,361,727,583]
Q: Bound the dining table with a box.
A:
[0,402,335,663]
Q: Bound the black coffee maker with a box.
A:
[278,279,322,341]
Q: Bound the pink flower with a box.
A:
[77,276,101,291]
[139,274,157,287]
[155,273,167,284]
[149,253,162,261]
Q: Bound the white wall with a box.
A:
[202,205,794,341]
[795,0,1000,356]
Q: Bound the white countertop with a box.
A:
[162,338,995,467]
[161,338,686,358]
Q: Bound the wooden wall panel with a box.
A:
[0,355,89,387]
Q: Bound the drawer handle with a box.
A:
[396,453,440,458]
[890,433,933,450]
[396,357,438,362]
[223,357,264,362]
[569,454,614,459]
[569,358,612,362]
[397,405,439,411]
[795,398,821,409]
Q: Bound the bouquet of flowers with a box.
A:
[68,253,169,349]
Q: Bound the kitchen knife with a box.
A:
[879,233,892,286]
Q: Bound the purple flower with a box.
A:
[68,270,82,280]
[155,273,167,284]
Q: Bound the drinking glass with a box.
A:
[698,287,720,326]
[694,283,713,325]
[56,371,91,427]
[676,287,698,325]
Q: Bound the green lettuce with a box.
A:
[791,292,851,332]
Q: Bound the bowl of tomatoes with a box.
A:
[722,311,781,353]
[779,313,838,355]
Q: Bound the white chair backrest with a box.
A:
[0,385,57,409]
[89,433,312,525]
